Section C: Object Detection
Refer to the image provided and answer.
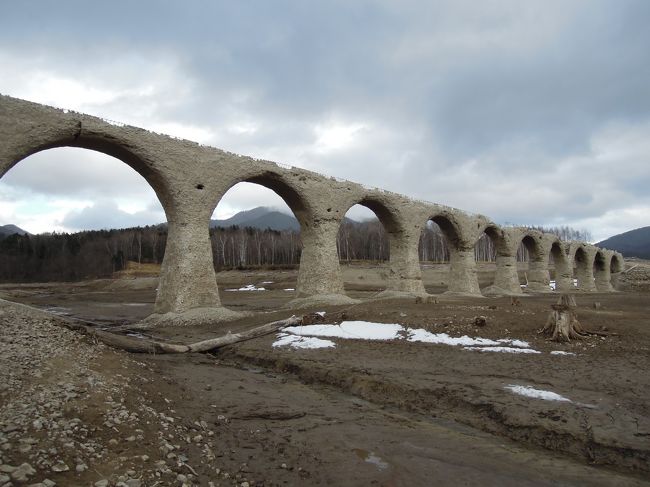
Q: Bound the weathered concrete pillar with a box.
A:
[386,231,426,294]
[493,254,522,294]
[554,258,574,292]
[595,266,613,292]
[447,246,481,295]
[574,248,597,292]
[594,251,614,292]
[155,217,220,314]
[527,259,551,292]
[296,219,345,297]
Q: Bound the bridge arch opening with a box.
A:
[210,179,305,302]
[572,246,593,289]
[337,201,395,296]
[593,250,607,276]
[473,225,499,291]
[517,235,540,289]
[0,147,167,322]
[610,254,623,274]
[549,240,570,291]
[418,214,461,294]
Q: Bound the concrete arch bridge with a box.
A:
[0,96,624,324]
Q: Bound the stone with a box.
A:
[51,461,69,472]
[11,462,36,482]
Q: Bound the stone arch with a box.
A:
[610,253,624,274]
[210,171,316,299]
[1,127,173,216]
[423,211,480,295]
[212,171,312,229]
[473,223,508,293]
[338,195,418,296]
[0,132,187,315]
[593,249,613,292]
[548,239,573,291]
[478,223,522,295]
[570,244,597,292]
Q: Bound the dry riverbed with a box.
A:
[0,267,649,486]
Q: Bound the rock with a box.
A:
[125,479,141,487]
[473,316,487,327]
[51,461,69,472]
[11,462,36,482]
[42,480,56,487]
[95,480,109,487]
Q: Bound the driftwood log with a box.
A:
[541,294,616,342]
[58,316,302,354]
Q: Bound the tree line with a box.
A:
[0,221,591,282]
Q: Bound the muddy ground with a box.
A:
[0,263,649,486]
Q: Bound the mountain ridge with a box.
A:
[0,224,30,237]
[597,226,650,259]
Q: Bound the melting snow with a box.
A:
[272,334,335,349]
[225,284,266,292]
[407,329,499,347]
[550,351,576,356]
[261,281,274,284]
[283,288,295,291]
[276,321,540,354]
[283,321,403,341]
[466,346,541,354]
[315,311,326,317]
[505,384,571,402]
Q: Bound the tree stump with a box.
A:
[541,294,590,342]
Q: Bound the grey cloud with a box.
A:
[1,0,649,238]
[61,200,165,232]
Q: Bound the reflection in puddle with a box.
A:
[353,448,389,470]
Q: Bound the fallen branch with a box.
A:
[58,315,302,354]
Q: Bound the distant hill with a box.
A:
[0,224,30,238]
[597,226,650,259]
[210,207,300,231]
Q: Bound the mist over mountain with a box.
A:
[597,226,650,259]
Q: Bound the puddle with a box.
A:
[353,448,389,470]
[44,306,72,316]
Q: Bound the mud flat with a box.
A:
[0,267,649,485]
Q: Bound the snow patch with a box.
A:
[261,281,274,284]
[407,329,500,347]
[276,320,540,354]
[550,350,576,356]
[505,384,571,402]
[315,311,326,317]
[272,334,335,349]
[283,321,403,341]
[283,288,295,291]
[225,284,266,292]
[466,346,541,354]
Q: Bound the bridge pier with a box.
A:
[493,254,522,294]
[386,231,427,295]
[295,219,348,300]
[527,259,552,292]
[155,218,221,314]
[446,247,481,295]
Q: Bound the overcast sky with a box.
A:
[1,0,649,242]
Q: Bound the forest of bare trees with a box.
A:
[0,220,591,282]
